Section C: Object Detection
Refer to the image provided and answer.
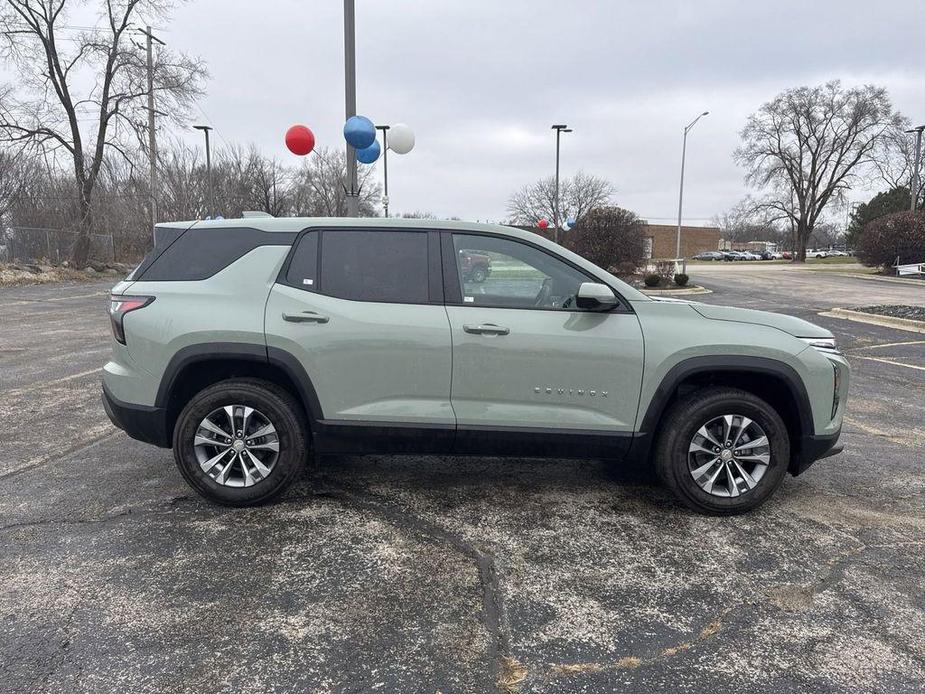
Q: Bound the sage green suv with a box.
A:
[102,217,847,514]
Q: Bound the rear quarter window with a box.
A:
[138,227,294,281]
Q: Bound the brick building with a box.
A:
[642,224,722,259]
[510,221,722,260]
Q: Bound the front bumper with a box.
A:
[102,384,171,448]
[790,428,843,475]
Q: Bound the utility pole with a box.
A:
[138,26,165,232]
[376,124,390,217]
[343,0,359,217]
[907,125,925,212]
[551,124,572,244]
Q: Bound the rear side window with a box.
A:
[320,230,429,303]
[125,225,188,280]
[284,232,318,288]
[138,227,294,281]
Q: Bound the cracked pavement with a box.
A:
[1,267,924,693]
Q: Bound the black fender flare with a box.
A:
[631,355,815,471]
[155,342,325,430]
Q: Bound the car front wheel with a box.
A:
[172,378,308,506]
[654,387,790,514]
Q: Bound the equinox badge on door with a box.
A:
[534,386,608,398]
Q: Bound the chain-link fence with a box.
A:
[0,227,115,264]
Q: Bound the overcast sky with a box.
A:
[66,1,925,223]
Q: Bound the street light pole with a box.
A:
[551,124,572,244]
[193,125,214,218]
[675,111,709,258]
[907,125,925,212]
[376,124,390,217]
[343,0,359,217]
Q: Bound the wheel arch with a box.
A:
[636,355,814,474]
[156,343,323,443]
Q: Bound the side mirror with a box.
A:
[576,282,618,310]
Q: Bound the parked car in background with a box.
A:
[807,249,829,258]
[102,217,848,515]
[739,251,763,261]
[693,251,724,261]
[782,251,793,260]
[459,249,492,282]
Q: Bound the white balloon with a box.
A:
[388,123,415,154]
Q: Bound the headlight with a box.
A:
[800,337,839,354]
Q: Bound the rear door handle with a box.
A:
[283,311,329,324]
[463,323,509,336]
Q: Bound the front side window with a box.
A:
[451,234,591,310]
[321,230,429,303]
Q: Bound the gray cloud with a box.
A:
[26,1,925,222]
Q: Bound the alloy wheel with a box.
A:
[192,405,280,487]
[687,414,771,498]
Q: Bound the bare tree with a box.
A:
[734,80,902,261]
[872,118,925,207]
[0,0,206,266]
[507,171,614,225]
[290,147,380,217]
[0,148,37,224]
[711,198,786,246]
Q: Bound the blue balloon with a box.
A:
[566,217,576,227]
[343,115,376,149]
[356,139,381,164]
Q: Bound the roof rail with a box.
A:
[242,211,274,218]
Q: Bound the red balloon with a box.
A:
[285,124,315,156]
[538,219,549,229]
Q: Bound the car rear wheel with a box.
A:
[471,266,488,283]
[172,378,308,506]
[654,387,790,515]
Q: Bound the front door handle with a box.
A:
[463,323,509,336]
[283,311,329,324]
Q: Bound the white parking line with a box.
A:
[852,356,925,372]
[852,340,925,350]
[3,291,108,307]
[3,367,104,397]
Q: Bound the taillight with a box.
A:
[109,295,154,344]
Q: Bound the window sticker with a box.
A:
[302,279,314,286]
[464,296,474,303]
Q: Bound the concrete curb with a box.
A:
[642,286,713,297]
[820,308,925,334]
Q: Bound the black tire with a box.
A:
[471,266,488,283]
[172,378,308,506]
[653,387,790,515]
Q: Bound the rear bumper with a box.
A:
[790,428,842,475]
[102,384,171,448]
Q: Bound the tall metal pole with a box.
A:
[554,129,560,244]
[675,111,709,259]
[139,26,164,232]
[344,0,359,217]
[193,125,214,218]
[907,125,925,212]
[204,128,213,217]
[675,129,688,259]
[551,124,571,244]
[376,124,390,217]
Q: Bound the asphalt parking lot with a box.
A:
[2,266,924,693]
